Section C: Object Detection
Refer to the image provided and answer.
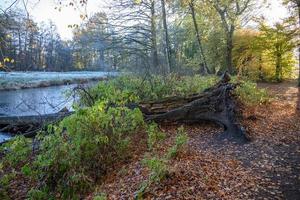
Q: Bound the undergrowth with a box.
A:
[0,74,267,199]
[135,126,189,199]
[234,80,270,106]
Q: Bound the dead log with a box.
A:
[0,112,73,137]
[138,72,249,143]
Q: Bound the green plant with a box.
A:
[0,172,16,187]
[136,157,168,199]
[146,123,166,150]
[235,81,270,106]
[93,193,107,200]
[0,187,10,200]
[167,126,189,159]
[0,172,16,200]
[82,75,218,106]
[136,126,189,198]
[0,136,32,167]
[26,98,144,198]
[142,157,168,183]
[27,188,51,200]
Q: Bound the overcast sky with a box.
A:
[0,0,290,40]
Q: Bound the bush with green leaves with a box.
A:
[136,157,168,199]
[136,126,189,199]
[0,74,267,199]
[27,101,145,198]
[0,92,144,199]
[235,81,270,106]
[142,157,168,183]
[146,123,166,150]
[0,135,32,198]
[82,74,218,105]
[93,193,107,200]
[167,126,189,159]
[0,135,32,168]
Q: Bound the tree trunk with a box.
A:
[275,50,282,82]
[225,28,234,74]
[150,0,159,72]
[189,0,209,75]
[161,0,171,74]
[297,2,300,87]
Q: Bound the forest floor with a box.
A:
[88,81,300,200]
[3,81,300,200]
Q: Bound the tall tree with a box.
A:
[209,0,253,74]
[257,22,297,82]
[283,0,300,86]
[161,0,172,73]
[150,0,159,71]
[188,0,209,74]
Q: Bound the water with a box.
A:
[0,84,89,143]
[0,132,12,143]
[0,71,115,84]
[0,71,114,142]
[0,84,78,117]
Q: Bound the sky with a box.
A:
[0,0,290,40]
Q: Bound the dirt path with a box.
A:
[190,81,300,199]
[258,81,300,109]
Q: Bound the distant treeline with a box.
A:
[0,0,299,83]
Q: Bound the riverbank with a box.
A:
[0,71,117,91]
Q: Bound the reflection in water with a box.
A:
[0,83,97,143]
[0,85,75,116]
[0,132,12,143]
[0,83,96,117]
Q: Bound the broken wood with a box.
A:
[139,72,249,142]
[0,111,73,137]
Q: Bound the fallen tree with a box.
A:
[0,72,248,143]
[139,72,248,142]
[0,112,73,139]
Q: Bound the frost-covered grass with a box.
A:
[0,71,117,90]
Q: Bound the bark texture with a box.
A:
[139,72,248,142]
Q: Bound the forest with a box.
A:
[0,0,298,83]
[0,0,300,199]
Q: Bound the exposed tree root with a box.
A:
[139,73,249,143]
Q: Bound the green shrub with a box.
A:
[146,123,166,150]
[235,81,270,106]
[93,193,107,200]
[136,157,168,198]
[82,75,218,105]
[26,99,144,199]
[0,171,16,200]
[142,157,168,183]
[167,126,189,159]
[27,188,50,200]
[0,188,10,200]
[137,126,189,198]
[0,136,32,168]
[0,172,16,187]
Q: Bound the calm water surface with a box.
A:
[0,71,113,142]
